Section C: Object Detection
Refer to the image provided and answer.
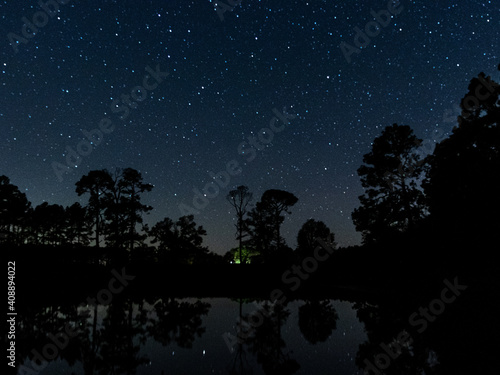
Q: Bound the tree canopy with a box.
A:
[150,215,208,264]
[296,219,335,256]
[352,124,426,244]
[244,189,298,261]
[423,71,500,239]
[0,175,31,244]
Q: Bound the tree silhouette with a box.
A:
[102,168,153,251]
[76,168,152,251]
[296,219,335,256]
[0,175,31,244]
[19,202,91,246]
[150,215,208,264]
[116,168,153,251]
[423,70,500,241]
[261,190,298,251]
[65,202,92,246]
[103,168,129,249]
[352,124,426,244]
[75,170,114,247]
[245,190,298,260]
[31,202,66,245]
[226,185,253,264]
[245,201,277,260]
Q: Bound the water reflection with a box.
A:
[228,298,253,375]
[241,301,300,374]
[352,280,499,375]
[16,297,367,374]
[147,298,211,348]
[354,301,431,375]
[298,300,339,345]
[86,298,149,375]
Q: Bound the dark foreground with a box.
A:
[4,243,500,375]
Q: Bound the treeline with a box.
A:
[352,69,499,248]
[1,67,499,284]
[1,162,338,267]
[347,67,500,286]
[0,168,334,268]
[1,168,215,266]
[0,168,153,251]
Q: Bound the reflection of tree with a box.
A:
[298,300,338,344]
[353,301,435,375]
[11,298,120,374]
[70,297,150,375]
[13,301,85,370]
[244,301,300,375]
[15,296,211,375]
[147,298,211,348]
[229,342,253,375]
[94,298,149,374]
[228,299,253,375]
[14,295,212,374]
[354,270,500,375]
[76,304,101,375]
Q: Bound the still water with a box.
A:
[20,298,367,375]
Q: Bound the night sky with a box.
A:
[1,0,498,254]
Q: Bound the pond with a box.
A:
[17,297,368,375]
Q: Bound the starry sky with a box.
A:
[1,0,498,254]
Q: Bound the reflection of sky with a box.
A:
[284,300,367,375]
[144,298,367,374]
[35,298,367,374]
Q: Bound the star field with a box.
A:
[1,0,499,254]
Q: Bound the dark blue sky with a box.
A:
[1,0,498,254]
